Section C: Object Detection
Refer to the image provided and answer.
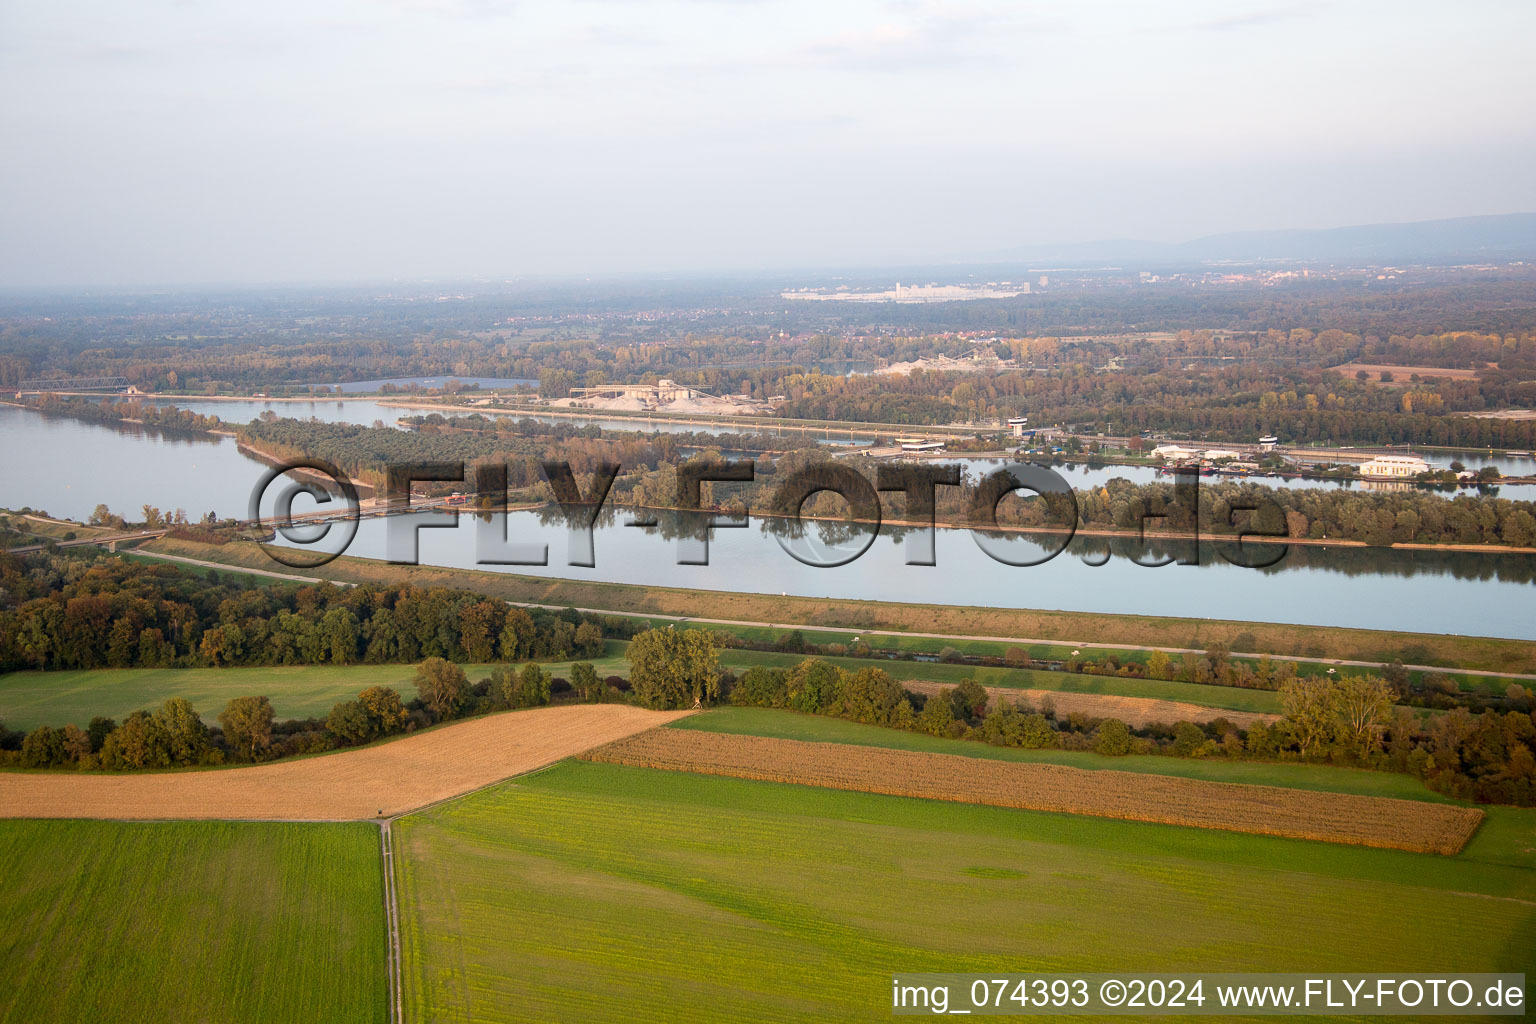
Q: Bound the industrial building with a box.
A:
[1359,454,1430,479]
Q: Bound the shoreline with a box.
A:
[135,533,1536,671]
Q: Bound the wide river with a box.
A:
[3,402,1534,639]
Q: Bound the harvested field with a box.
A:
[902,680,1279,729]
[0,705,690,821]
[583,730,1483,855]
[1332,362,1485,382]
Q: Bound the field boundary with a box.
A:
[0,705,693,821]
[583,729,1485,855]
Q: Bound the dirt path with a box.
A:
[380,821,404,1024]
[0,705,692,821]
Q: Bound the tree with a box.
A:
[59,723,91,762]
[218,695,274,760]
[86,716,116,753]
[100,710,173,769]
[414,657,469,719]
[517,663,551,707]
[327,699,375,744]
[321,607,361,664]
[155,696,211,765]
[949,680,989,722]
[786,658,841,714]
[1093,718,1133,755]
[574,621,604,658]
[1171,721,1208,757]
[21,725,67,767]
[1279,678,1335,757]
[1146,649,1172,680]
[916,692,957,736]
[729,665,788,707]
[570,662,600,702]
[627,628,721,709]
[1019,713,1056,749]
[457,600,504,663]
[835,667,905,725]
[1333,674,1395,758]
[357,686,408,734]
[1381,659,1409,693]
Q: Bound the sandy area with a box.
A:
[876,355,1005,376]
[1467,409,1536,421]
[0,705,691,821]
[902,680,1278,729]
[548,393,768,414]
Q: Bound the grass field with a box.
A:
[0,643,628,729]
[0,642,1267,731]
[393,761,1536,1022]
[0,819,386,1024]
[676,708,1536,871]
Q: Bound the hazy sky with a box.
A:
[2,0,1533,285]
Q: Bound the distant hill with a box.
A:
[982,212,1536,267]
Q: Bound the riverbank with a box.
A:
[137,534,1536,674]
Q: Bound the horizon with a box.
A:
[3,0,1534,287]
[1,209,1533,295]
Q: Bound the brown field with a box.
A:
[0,705,690,821]
[1333,362,1485,383]
[902,680,1279,729]
[584,730,1483,855]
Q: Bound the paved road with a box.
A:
[134,549,1536,684]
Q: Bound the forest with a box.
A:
[0,549,628,673]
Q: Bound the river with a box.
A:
[3,402,1533,639]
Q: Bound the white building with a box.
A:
[1151,444,1199,461]
[1007,416,1028,437]
[1202,449,1242,462]
[1359,454,1430,479]
[1258,434,1279,452]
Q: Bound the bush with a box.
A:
[731,666,789,708]
[1093,718,1133,756]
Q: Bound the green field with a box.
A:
[0,819,386,1024]
[393,761,1536,1023]
[1,640,1268,732]
[0,643,628,729]
[717,650,1284,713]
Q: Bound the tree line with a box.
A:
[0,551,625,672]
[0,655,619,771]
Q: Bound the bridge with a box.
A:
[16,375,132,392]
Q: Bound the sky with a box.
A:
[1,0,1533,286]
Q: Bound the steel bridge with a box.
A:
[16,376,130,391]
